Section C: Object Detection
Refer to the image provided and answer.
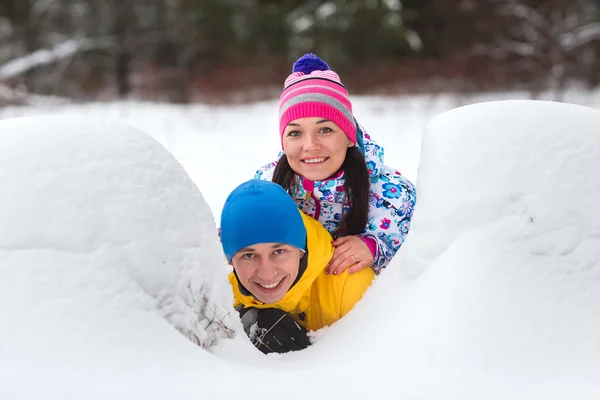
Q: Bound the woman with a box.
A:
[255,53,416,274]
[220,179,375,354]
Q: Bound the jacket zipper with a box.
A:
[305,190,321,219]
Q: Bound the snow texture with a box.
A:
[1,97,599,399]
[0,116,235,395]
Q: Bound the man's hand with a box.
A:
[240,307,310,354]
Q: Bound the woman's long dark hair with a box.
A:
[272,147,370,238]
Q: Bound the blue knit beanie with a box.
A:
[220,180,307,262]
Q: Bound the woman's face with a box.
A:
[231,243,304,304]
[282,117,354,181]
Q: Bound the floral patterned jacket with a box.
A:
[254,123,417,273]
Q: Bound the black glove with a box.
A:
[237,307,311,354]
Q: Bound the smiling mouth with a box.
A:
[254,277,285,291]
[302,157,329,165]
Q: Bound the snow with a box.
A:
[1,93,600,399]
[0,116,238,397]
[385,100,600,393]
[0,95,440,221]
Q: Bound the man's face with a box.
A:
[231,243,304,304]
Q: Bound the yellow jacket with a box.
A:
[228,212,375,331]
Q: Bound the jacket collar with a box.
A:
[228,212,334,313]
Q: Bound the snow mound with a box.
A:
[385,100,600,394]
[2,101,600,399]
[0,116,234,360]
[211,100,600,398]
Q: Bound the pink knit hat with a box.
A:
[279,54,357,148]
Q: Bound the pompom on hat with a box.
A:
[278,53,357,147]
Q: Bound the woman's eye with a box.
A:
[319,127,333,134]
[286,130,301,137]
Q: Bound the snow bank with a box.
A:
[0,96,431,218]
[2,100,600,399]
[217,99,600,398]
[382,100,600,395]
[0,116,235,375]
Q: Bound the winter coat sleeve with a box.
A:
[254,161,277,181]
[361,166,416,273]
[339,267,376,317]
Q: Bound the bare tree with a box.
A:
[476,0,600,100]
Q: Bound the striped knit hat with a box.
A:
[279,53,357,147]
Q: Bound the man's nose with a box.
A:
[256,261,278,281]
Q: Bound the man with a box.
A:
[220,179,375,354]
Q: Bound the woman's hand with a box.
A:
[326,235,374,275]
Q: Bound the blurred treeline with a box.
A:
[1,0,599,104]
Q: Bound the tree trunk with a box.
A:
[113,3,132,98]
[115,51,131,97]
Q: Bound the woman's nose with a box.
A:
[302,133,320,151]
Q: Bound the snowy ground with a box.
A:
[1,90,600,399]
[3,89,600,220]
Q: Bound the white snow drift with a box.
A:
[0,116,235,394]
[0,99,599,399]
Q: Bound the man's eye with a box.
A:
[242,253,256,259]
[273,249,286,255]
